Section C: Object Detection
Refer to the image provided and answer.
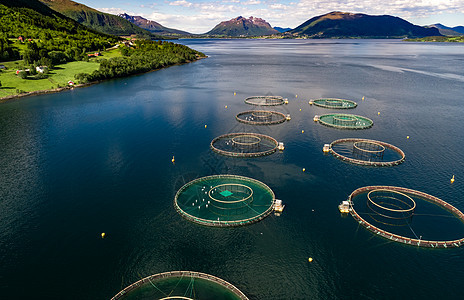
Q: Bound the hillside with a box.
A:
[0,0,117,61]
[39,0,156,38]
[428,24,464,36]
[118,13,190,36]
[289,11,440,38]
[206,16,279,36]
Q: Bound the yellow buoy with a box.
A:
[407,136,410,139]
[204,124,207,128]
[451,175,455,183]
[378,112,380,115]
[171,156,175,163]
[225,105,228,108]
[299,108,302,111]
[234,92,236,96]
[362,96,365,101]
[301,130,304,133]
[308,257,313,262]
[101,232,106,238]
[302,168,306,172]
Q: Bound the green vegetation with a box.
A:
[0,0,206,100]
[39,0,160,39]
[74,41,205,83]
[405,36,464,42]
[0,60,99,98]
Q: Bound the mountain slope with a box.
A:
[289,11,440,38]
[274,27,292,33]
[39,0,155,37]
[118,13,189,36]
[428,24,463,36]
[206,16,279,36]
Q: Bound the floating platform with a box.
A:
[338,200,350,213]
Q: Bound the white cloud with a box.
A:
[169,0,193,7]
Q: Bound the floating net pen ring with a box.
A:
[251,111,273,119]
[232,135,261,147]
[236,110,287,125]
[333,115,357,126]
[353,141,386,154]
[367,189,416,213]
[208,184,254,204]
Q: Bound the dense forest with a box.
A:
[75,40,205,83]
[0,1,118,63]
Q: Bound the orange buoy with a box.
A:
[171,156,175,163]
[451,175,455,183]
[308,257,313,262]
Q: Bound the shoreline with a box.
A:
[0,56,207,104]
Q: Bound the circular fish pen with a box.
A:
[236,110,287,125]
[348,186,464,248]
[244,96,285,106]
[174,175,275,227]
[311,98,357,109]
[111,271,249,300]
[318,114,373,129]
[211,132,279,157]
[328,138,405,166]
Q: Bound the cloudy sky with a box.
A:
[77,0,464,33]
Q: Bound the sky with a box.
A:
[77,0,464,34]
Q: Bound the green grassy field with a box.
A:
[0,61,100,98]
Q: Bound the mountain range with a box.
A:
[428,23,464,36]
[6,0,462,39]
[289,11,439,38]
[206,16,279,36]
[118,13,190,36]
[39,0,157,38]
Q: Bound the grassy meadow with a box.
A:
[0,49,122,99]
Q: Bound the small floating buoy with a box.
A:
[295,94,298,98]
[171,156,175,163]
[308,257,313,262]
[302,168,306,172]
[301,130,304,133]
[204,124,207,128]
[407,136,410,139]
[299,108,302,111]
[101,232,106,239]
[225,105,228,108]
[451,175,455,183]
[362,96,365,101]
[234,92,236,96]
[378,112,380,115]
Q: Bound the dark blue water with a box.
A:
[1,39,463,299]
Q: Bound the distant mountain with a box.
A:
[206,16,279,36]
[289,11,440,38]
[118,13,190,36]
[428,23,464,36]
[39,0,155,38]
[274,27,292,33]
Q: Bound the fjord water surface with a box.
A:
[0,39,463,299]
